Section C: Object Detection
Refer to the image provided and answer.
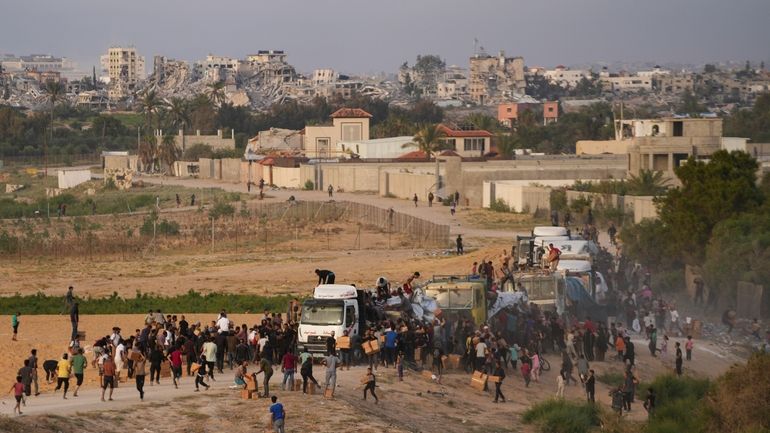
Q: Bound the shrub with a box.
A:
[303,180,314,190]
[523,399,601,433]
[489,198,511,213]
[209,201,235,220]
[550,189,568,213]
[0,290,297,315]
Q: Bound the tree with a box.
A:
[157,134,180,174]
[495,133,519,158]
[465,113,500,132]
[405,124,448,190]
[166,97,190,132]
[182,143,214,161]
[138,133,157,172]
[188,94,217,133]
[677,89,706,115]
[619,219,679,270]
[626,169,669,196]
[657,150,762,264]
[206,81,226,107]
[724,93,770,143]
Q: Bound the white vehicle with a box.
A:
[532,226,569,237]
[297,284,363,356]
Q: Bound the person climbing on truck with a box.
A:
[315,269,336,284]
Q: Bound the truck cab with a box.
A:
[298,284,363,356]
[422,276,487,326]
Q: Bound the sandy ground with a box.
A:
[0,312,748,432]
[0,240,512,298]
[0,176,750,431]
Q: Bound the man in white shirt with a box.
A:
[110,328,122,347]
[474,339,487,371]
[202,338,217,380]
[217,313,231,334]
[115,341,126,382]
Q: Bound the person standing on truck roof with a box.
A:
[547,243,561,271]
[315,269,336,285]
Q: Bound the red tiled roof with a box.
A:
[439,150,461,157]
[437,124,493,138]
[330,108,373,118]
[397,150,429,160]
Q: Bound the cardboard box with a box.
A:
[441,355,449,369]
[129,351,142,362]
[160,364,171,378]
[336,336,351,350]
[324,388,334,399]
[251,392,260,400]
[414,347,422,361]
[421,370,434,381]
[447,354,462,370]
[308,381,316,395]
[241,389,253,400]
[245,375,258,392]
[364,339,380,355]
[470,370,487,391]
[488,375,502,383]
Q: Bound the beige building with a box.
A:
[303,108,372,158]
[437,124,493,158]
[468,51,525,105]
[103,46,145,100]
[577,117,726,182]
[160,129,237,154]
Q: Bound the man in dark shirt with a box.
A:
[326,331,337,356]
[585,369,596,402]
[315,269,335,284]
[70,302,79,342]
[643,387,656,419]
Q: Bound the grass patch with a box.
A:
[0,290,296,315]
[522,399,601,433]
[596,371,625,388]
[641,375,712,433]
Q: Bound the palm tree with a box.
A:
[403,124,448,191]
[44,80,65,175]
[167,97,190,132]
[627,169,670,196]
[206,81,226,107]
[139,90,163,131]
[138,133,157,173]
[466,113,499,132]
[158,134,180,175]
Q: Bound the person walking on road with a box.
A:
[323,352,341,397]
[134,352,147,400]
[195,354,210,392]
[413,193,418,207]
[328,185,334,198]
[28,349,39,396]
[428,191,434,207]
[55,353,71,399]
[363,367,378,403]
[299,348,319,394]
[269,395,286,433]
[492,360,506,403]
[101,354,116,401]
[9,375,24,415]
[256,356,274,397]
[71,348,87,397]
[456,235,464,255]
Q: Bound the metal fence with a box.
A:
[0,153,102,168]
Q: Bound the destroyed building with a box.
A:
[468,50,526,105]
[101,46,146,101]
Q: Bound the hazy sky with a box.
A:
[2,0,769,75]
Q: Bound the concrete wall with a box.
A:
[271,166,301,188]
[220,158,241,182]
[320,165,380,192]
[173,161,200,177]
[57,169,91,189]
[198,158,214,179]
[632,196,658,223]
[382,172,435,200]
[103,155,138,171]
[576,140,630,155]
[178,130,235,152]
[446,156,628,207]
